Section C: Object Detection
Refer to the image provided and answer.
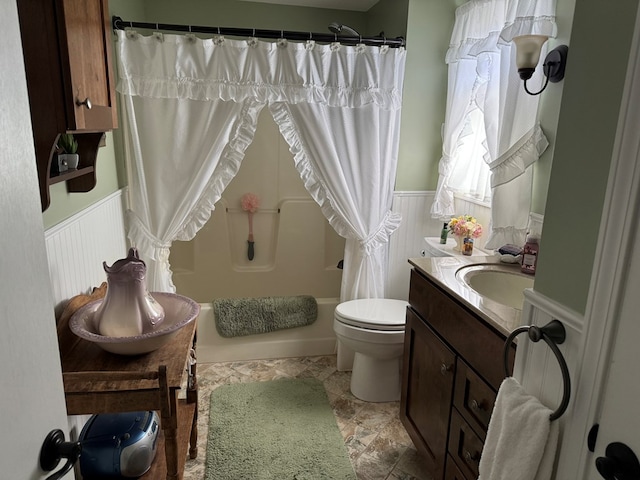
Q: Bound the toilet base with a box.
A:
[350,353,401,402]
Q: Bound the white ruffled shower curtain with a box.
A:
[115,30,406,299]
[431,0,557,248]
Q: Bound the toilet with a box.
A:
[333,298,409,402]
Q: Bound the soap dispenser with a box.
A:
[521,234,540,274]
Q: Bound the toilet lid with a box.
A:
[335,299,408,331]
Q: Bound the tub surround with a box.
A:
[401,257,519,479]
[408,255,526,335]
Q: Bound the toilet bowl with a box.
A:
[333,298,408,402]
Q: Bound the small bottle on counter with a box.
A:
[440,222,449,244]
[521,234,540,274]
[462,237,474,256]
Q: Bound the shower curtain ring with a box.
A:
[218,27,221,35]
[156,22,159,31]
[253,28,256,37]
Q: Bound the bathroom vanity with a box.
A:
[401,257,521,480]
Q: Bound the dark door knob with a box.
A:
[595,442,640,480]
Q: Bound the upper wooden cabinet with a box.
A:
[17,0,117,211]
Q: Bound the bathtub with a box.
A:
[195,297,340,363]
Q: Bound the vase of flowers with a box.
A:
[448,215,483,252]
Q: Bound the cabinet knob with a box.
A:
[440,363,452,375]
[464,450,479,463]
[76,97,92,110]
[471,399,485,411]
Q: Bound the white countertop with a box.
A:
[408,255,525,336]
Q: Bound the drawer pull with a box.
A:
[440,363,452,375]
[76,97,92,110]
[470,399,485,411]
[464,450,479,463]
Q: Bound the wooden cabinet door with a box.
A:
[401,308,456,479]
[57,0,117,131]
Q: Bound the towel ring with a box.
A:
[503,320,571,421]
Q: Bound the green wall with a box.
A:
[535,0,639,313]
[395,0,457,191]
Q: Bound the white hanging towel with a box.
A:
[478,377,559,480]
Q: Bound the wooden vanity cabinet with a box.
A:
[401,268,516,480]
[17,0,117,211]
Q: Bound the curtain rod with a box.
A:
[112,16,406,48]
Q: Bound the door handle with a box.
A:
[40,429,82,480]
[595,442,640,480]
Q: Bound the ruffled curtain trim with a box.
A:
[489,123,549,187]
[499,15,558,43]
[269,103,400,251]
[116,30,405,110]
[174,101,264,242]
[126,210,171,261]
[484,225,529,250]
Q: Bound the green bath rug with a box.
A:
[213,295,317,338]
[205,378,356,480]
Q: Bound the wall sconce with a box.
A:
[513,35,569,95]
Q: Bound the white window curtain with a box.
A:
[116,30,406,299]
[431,0,557,249]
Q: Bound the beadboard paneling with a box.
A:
[45,189,127,315]
[387,191,442,300]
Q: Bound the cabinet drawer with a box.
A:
[448,409,484,479]
[454,359,497,439]
[445,454,471,480]
[409,269,515,390]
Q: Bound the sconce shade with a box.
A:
[513,35,549,80]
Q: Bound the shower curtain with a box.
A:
[115,30,406,299]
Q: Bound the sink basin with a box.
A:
[455,264,534,310]
[69,292,200,355]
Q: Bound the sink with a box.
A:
[455,264,534,310]
[69,292,200,355]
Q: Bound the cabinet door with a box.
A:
[57,0,117,131]
[401,308,456,479]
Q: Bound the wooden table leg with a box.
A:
[163,393,180,480]
[187,350,198,459]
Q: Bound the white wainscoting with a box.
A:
[387,191,443,301]
[516,288,584,473]
[45,189,128,315]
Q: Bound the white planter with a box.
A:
[58,153,79,170]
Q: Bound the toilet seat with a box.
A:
[335,299,407,331]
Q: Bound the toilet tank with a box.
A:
[422,237,491,257]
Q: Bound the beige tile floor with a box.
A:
[182,355,431,480]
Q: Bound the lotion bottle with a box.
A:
[440,222,449,244]
[521,234,540,274]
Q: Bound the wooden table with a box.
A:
[57,287,198,480]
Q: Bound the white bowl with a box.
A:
[69,292,200,355]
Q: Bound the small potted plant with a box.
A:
[57,133,79,171]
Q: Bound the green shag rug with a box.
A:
[205,378,356,480]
